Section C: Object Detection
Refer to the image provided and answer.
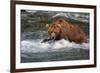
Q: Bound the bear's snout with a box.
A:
[50,32,56,39]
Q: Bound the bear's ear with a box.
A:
[57,24,61,28]
[46,24,49,28]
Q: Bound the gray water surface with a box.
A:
[21,31,89,63]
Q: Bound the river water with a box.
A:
[21,31,89,63]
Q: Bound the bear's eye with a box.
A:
[48,31,51,34]
[48,31,54,35]
[50,31,53,34]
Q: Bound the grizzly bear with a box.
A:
[46,19,87,43]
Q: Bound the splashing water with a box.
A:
[21,32,89,62]
[21,39,89,53]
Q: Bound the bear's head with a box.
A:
[46,23,61,40]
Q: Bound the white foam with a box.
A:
[21,39,89,53]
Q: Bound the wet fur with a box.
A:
[46,19,87,43]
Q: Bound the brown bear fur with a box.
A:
[46,19,87,43]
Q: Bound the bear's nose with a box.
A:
[51,32,55,39]
[52,37,55,39]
